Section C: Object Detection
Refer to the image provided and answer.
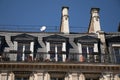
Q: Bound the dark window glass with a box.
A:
[113,47,120,63]
[50,43,62,61]
[25,43,30,51]
[0,41,2,52]
[50,43,55,52]
[17,42,30,61]
[15,78,29,80]
[18,42,30,52]
[50,43,62,52]
[18,43,23,52]
[51,78,64,80]
[88,46,94,54]
[82,44,94,62]
[82,46,87,58]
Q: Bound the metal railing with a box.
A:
[0,25,88,32]
[0,52,120,64]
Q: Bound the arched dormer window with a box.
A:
[74,35,100,62]
[43,34,68,62]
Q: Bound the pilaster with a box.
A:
[71,73,78,80]
[44,72,50,80]
[79,73,85,80]
[97,31,108,63]
[8,72,15,80]
[65,72,85,80]
[1,72,7,80]
[100,73,114,80]
[29,72,44,80]
[114,74,120,80]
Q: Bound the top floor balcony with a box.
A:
[0,51,120,74]
[0,51,119,64]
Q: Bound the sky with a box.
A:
[0,0,120,32]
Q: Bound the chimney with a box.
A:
[60,7,70,34]
[88,8,101,33]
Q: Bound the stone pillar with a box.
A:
[44,72,50,80]
[71,73,78,80]
[64,74,69,80]
[1,73,8,80]
[46,42,50,60]
[97,31,106,54]
[30,72,44,80]
[65,73,85,80]
[101,73,114,80]
[79,73,85,80]
[66,73,84,80]
[35,73,39,80]
[8,72,15,80]
[78,43,83,62]
[46,42,50,52]
[114,74,120,80]
[68,73,72,80]
[62,42,66,62]
[94,43,98,52]
[14,41,18,50]
[97,31,108,63]
[62,42,66,52]
[0,73,1,80]
[37,73,44,80]
[29,74,34,80]
[30,42,34,60]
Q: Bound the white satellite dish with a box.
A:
[40,26,46,32]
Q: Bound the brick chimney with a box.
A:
[88,8,101,33]
[60,7,70,34]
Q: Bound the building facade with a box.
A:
[0,7,120,80]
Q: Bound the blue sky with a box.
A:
[0,0,120,32]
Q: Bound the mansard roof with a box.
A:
[0,36,5,41]
[74,35,99,43]
[106,36,120,42]
[43,34,69,42]
[11,33,37,42]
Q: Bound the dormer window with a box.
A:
[107,36,120,63]
[0,36,5,52]
[11,34,37,61]
[74,35,100,62]
[0,36,5,61]
[43,35,68,62]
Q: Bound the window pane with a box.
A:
[50,43,62,61]
[18,43,23,52]
[18,42,30,52]
[113,47,120,63]
[82,46,87,58]
[82,44,94,62]
[88,46,94,54]
[15,78,29,80]
[25,43,30,51]
[17,42,30,61]
[51,78,64,80]
[50,43,55,52]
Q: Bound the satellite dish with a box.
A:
[40,26,46,32]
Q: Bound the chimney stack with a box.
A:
[60,7,70,34]
[88,8,101,33]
